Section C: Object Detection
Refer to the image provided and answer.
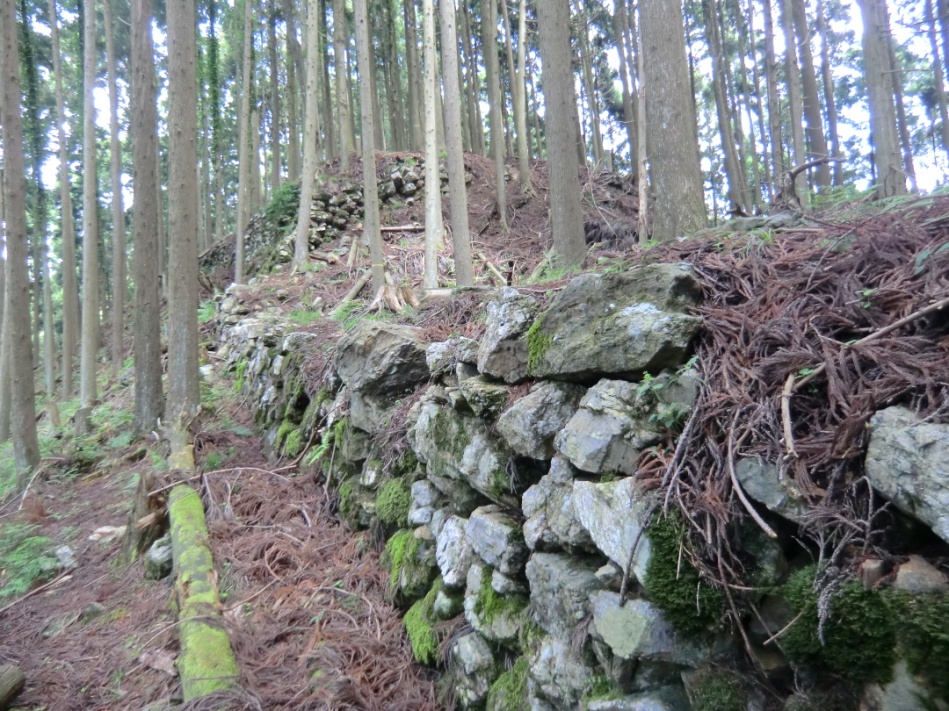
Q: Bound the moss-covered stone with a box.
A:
[889,590,949,701]
[486,656,529,711]
[685,666,746,711]
[581,674,623,706]
[525,319,553,375]
[275,420,296,449]
[403,579,445,665]
[474,569,528,626]
[375,479,411,527]
[283,428,304,458]
[641,513,724,637]
[383,528,434,597]
[781,565,895,685]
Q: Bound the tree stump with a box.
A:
[0,664,24,710]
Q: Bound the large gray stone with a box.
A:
[435,515,477,588]
[522,467,594,553]
[586,687,692,711]
[477,288,539,383]
[526,552,603,640]
[349,390,393,434]
[409,480,443,526]
[464,563,526,645]
[528,635,597,711]
[573,478,652,581]
[865,406,949,543]
[458,377,511,420]
[527,265,702,381]
[734,457,808,522]
[556,380,662,475]
[409,397,518,507]
[466,505,529,575]
[497,382,587,460]
[589,592,705,666]
[449,633,500,709]
[335,322,429,395]
[861,660,931,711]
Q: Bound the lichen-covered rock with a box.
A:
[588,592,705,666]
[528,635,597,710]
[349,390,393,434]
[458,377,511,419]
[586,687,691,711]
[497,382,586,460]
[427,336,481,377]
[573,478,652,580]
[556,380,662,475]
[409,480,443,526]
[386,527,438,600]
[893,555,949,593]
[734,457,808,522]
[526,265,702,381]
[865,406,949,543]
[525,552,603,640]
[335,322,429,396]
[522,459,593,553]
[435,515,477,588]
[409,397,518,507]
[144,535,173,579]
[448,633,500,709]
[861,660,931,711]
[477,288,539,383]
[466,505,529,575]
[464,563,526,644]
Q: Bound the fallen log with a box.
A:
[168,484,240,702]
[0,664,24,710]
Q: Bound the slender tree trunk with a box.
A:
[0,214,9,442]
[857,0,905,197]
[334,0,355,170]
[881,2,916,191]
[320,0,336,161]
[166,0,201,427]
[131,0,163,431]
[295,0,323,268]
[440,0,474,286]
[778,0,807,203]
[762,0,785,188]
[614,1,637,176]
[511,0,533,193]
[940,0,949,84]
[815,0,843,186]
[80,0,100,408]
[461,6,486,156]
[641,0,707,240]
[383,0,406,150]
[404,0,424,150]
[637,5,647,242]
[499,0,518,160]
[747,0,773,200]
[536,0,585,266]
[791,0,831,189]
[287,49,301,181]
[734,0,763,210]
[235,0,254,284]
[250,106,262,211]
[268,0,281,193]
[422,0,442,289]
[482,0,508,230]
[208,0,226,239]
[354,0,385,291]
[926,0,949,162]
[0,0,40,472]
[574,3,604,164]
[104,0,126,378]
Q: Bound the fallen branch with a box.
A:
[332,270,372,317]
[0,572,70,618]
[380,223,424,233]
[727,424,778,539]
[476,251,506,286]
[781,373,797,459]
[0,664,24,709]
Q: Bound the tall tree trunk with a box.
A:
[704,0,750,213]
[791,0,831,189]
[208,0,226,238]
[0,0,40,473]
[461,6,486,156]
[334,0,355,170]
[80,0,100,408]
[881,3,916,191]
[250,106,262,211]
[778,0,807,204]
[482,0,508,230]
[614,0,637,176]
[439,0,474,286]
[762,0,785,188]
[320,0,336,161]
[422,0,442,289]
[383,0,406,151]
[166,0,201,427]
[354,0,385,292]
[926,0,949,162]
[641,0,707,240]
[131,0,163,430]
[268,0,281,193]
[0,205,9,442]
[574,3,604,164]
[404,0,424,150]
[857,0,905,197]
[286,49,301,181]
[536,0,585,266]
[105,0,126,378]
[512,0,533,193]
[734,0,763,210]
[50,0,79,397]
[295,0,323,269]
[746,0,773,200]
[816,0,843,186]
[499,0,518,159]
[235,0,254,284]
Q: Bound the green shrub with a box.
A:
[0,524,58,598]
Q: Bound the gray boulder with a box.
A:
[466,505,529,575]
[144,535,173,579]
[477,288,539,383]
[865,406,949,543]
[435,515,477,588]
[448,633,500,709]
[861,660,931,711]
[527,265,702,381]
[409,480,443,526]
[464,563,526,645]
[522,460,593,552]
[528,635,597,711]
[573,478,652,580]
[526,552,603,639]
[734,457,808,522]
[497,382,586,460]
[349,390,393,434]
[556,379,662,475]
[335,322,429,395]
[586,687,692,711]
[458,377,511,419]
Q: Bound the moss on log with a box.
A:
[168,485,239,701]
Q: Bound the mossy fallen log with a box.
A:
[0,664,24,710]
[168,485,240,702]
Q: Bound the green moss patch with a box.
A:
[641,513,724,637]
[383,529,420,590]
[474,570,528,625]
[375,479,411,527]
[889,590,949,700]
[403,579,445,665]
[526,319,553,374]
[283,428,304,458]
[687,666,746,711]
[486,656,529,711]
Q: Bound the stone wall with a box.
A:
[214,264,949,711]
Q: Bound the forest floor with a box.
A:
[1,155,948,710]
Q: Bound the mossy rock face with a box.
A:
[375,479,411,528]
[683,666,746,711]
[781,566,895,685]
[889,590,949,701]
[486,657,530,711]
[337,478,374,530]
[383,529,437,601]
[404,580,444,665]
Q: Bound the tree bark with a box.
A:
[130,0,163,432]
[791,0,831,189]
[286,47,301,182]
[881,2,915,191]
[510,0,532,192]
[536,0,585,266]
[0,0,40,473]
[482,0,508,230]
[354,0,385,292]
[614,0,637,176]
[0,664,24,708]
[235,0,254,284]
[80,0,100,408]
[461,6,486,156]
[422,0,442,290]
[857,0,905,197]
[641,0,707,240]
[334,0,355,170]
[105,0,126,378]
[762,0,785,188]
[440,0,474,286]
[404,0,424,151]
[815,0,843,186]
[166,0,202,427]
[295,0,324,268]
[778,0,808,203]
[320,0,336,161]
[268,0,281,193]
[926,0,949,162]
[574,2,604,164]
